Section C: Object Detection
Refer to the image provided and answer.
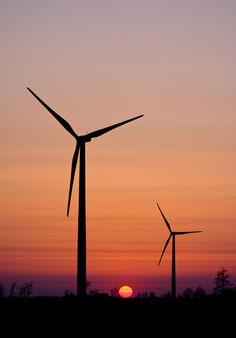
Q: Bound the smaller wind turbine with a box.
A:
[156,203,202,298]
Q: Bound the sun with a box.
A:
[119,285,133,298]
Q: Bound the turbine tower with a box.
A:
[27,87,143,298]
[156,203,202,298]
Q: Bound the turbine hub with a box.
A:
[77,135,92,143]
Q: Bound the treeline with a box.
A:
[0,282,33,298]
[0,267,235,299]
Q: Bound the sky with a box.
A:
[1,0,236,296]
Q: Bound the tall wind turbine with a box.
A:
[156,203,202,298]
[27,87,143,298]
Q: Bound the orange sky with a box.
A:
[1,1,236,295]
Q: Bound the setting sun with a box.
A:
[119,286,133,298]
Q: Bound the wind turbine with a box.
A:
[156,203,202,298]
[27,87,143,298]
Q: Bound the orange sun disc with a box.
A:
[119,285,133,298]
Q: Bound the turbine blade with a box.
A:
[27,87,78,139]
[86,114,143,139]
[158,234,172,266]
[67,142,80,217]
[156,203,172,233]
[174,231,202,235]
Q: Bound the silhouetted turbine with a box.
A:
[156,202,202,298]
[27,87,143,298]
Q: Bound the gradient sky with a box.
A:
[1,0,236,296]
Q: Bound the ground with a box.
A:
[0,294,235,335]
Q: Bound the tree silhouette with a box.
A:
[182,288,194,299]
[63,289,74,297]
[8,282,33,297]
[0,284,5,298]
[9,282,17,297]
[194,286,207,298]
[136,291,149,298]
[19,282,33,297]
[136,291,156,298]
[160,291,171,298]
[86,281,99,296]
[214,267,233,295]
[110,287,119,298]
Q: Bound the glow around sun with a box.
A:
[119,285,133,298]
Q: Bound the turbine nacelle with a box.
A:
[77,135,92,143]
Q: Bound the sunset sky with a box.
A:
[1,0,236,296]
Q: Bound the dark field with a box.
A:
[0,294,235,335]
